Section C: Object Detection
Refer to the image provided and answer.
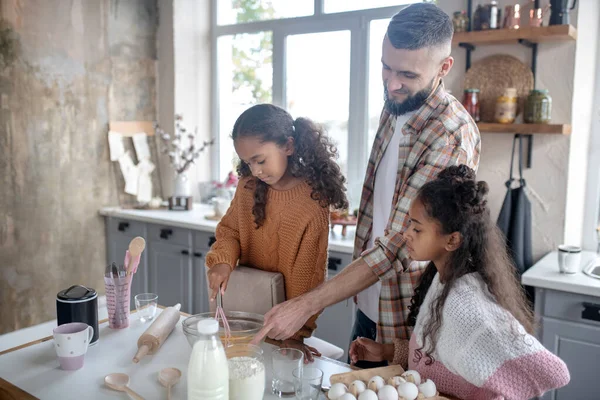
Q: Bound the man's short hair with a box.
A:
[387,3,453,51]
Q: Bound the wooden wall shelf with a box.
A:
[453,25,577,46]
[477,123,571,135]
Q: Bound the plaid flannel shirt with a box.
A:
[353,82,481,343]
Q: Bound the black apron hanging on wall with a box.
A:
[497,135,534,298]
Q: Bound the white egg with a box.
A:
[328,382,349,399]
[396,381,419,400]
[388,375,406,386]
[339,394,357,400]
[401,370,422,385]
[377,385,398,400]
[367,376,385,392]
[418,379,437,398]
[349,380,367,396]
[358,389,378,400]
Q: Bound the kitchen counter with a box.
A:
[522,251,600,297]
[0,307,352,400]
[99,204,356,254]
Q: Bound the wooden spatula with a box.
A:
[127,237,146,276]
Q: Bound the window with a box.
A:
[217,32,273,176]
[367,19,389,156]
[324,0,421,14]
[217,0,314,26]
[211,0,420,208]
[286,31,351,177]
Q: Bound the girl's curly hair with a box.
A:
[406,165,534,365]
[232,104,348,228]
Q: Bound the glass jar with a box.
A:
[460,11,470,32]
[495,88,518,124]
[453,12,463,32]
[463,89,481,122]
[226,344,266,400]
[524,89,552,123]
[453,12,469,33]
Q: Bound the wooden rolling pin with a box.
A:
[133,303,181,363]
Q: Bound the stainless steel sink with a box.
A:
[583,257,600,280]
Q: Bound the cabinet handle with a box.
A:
[118,222,129,232]
[181,249,190,255]
[328,257,342,271]
[193,252,203,258]
[582,302,600,322]
[208,236,217,247]
[160,228,173,239]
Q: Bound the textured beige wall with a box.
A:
[0,0,157,334]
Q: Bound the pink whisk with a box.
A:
[215,285,231,345]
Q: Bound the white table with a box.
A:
[0,309,352,399]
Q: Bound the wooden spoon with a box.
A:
[104,373,144,400]
[158,367,182,400]
[127,236,146,275]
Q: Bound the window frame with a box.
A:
[209,0,417,206]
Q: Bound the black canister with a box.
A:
[56,285,99,345]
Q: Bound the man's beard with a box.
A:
[384,78,435,116]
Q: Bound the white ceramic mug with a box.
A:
[558,245,582,274]
[53,322,94,370]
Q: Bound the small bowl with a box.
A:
[182,311,264,348]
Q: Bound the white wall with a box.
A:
[564,0,600,248]
[157,0,212,199]
[174,0,212,197]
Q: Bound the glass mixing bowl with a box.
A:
[182,311,264,348]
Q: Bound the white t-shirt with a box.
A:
[357,112,414,325]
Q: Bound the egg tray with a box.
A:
[329,365,452,400]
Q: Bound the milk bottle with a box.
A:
[187,318,229,400]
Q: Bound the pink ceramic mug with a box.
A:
[53,322,94,370]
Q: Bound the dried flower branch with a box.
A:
[155,115,214,175]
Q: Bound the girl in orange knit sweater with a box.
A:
[206,104,348,361]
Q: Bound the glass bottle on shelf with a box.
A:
[463,89,481,122]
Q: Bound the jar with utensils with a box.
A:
[524,89,552,123]
[495,88,518,124]
[463,89,481,122]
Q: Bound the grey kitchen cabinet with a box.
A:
[192,231,215,314]
[541,318,600,400]
[105,218,148,310]
[146,224,194,313]
[314,251,356,356]
[148,240,194,314]
[536,288,600,400]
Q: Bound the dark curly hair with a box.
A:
[231,104,348,228]
[406,165,534,365]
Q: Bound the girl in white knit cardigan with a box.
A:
[349,165,569,400]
